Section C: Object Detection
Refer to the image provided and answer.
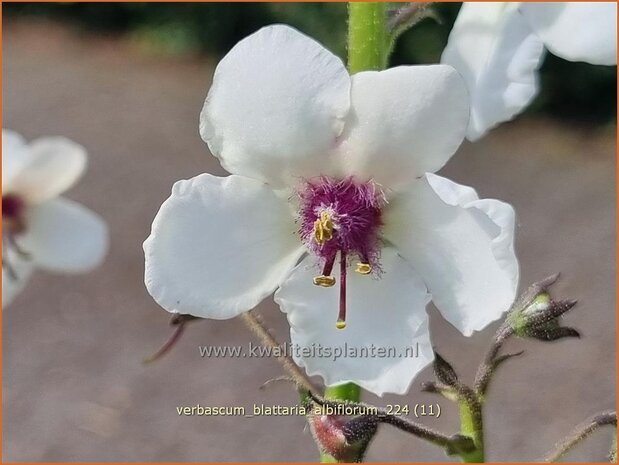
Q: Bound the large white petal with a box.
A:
[384,174,519,336]
[441,3,545,141]
[2,129,29,190]
[7,137,87,204]
[339,65,469,191]
[2,247,34,307]
[275,248,433,396]
[521,2,617,65]
[200,25,350,187]
[17,197,108,273]
[144,174,304,319]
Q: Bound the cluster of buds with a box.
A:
[305,392,475,462]
[507,274,579,341]
[423,274,582,407]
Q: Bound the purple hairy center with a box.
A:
[299,176,385,268]
[297,177,386,329]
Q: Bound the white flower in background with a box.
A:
[144,25,519,396]
[2,130,108,306]
[442,2,617,141]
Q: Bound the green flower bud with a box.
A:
[508,274,579,341]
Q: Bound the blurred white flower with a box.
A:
[2,130,108,306]
[144,25,519,396]
[442,2,617,141]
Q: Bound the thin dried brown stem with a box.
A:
[474,321,516,396]
[543,411,617,462]
[143,319,187,364]
[240,310,317,393]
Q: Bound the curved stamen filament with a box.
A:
[2,239,18,280]
[336,251,347,330]
[313,252,337,287]
[2,232,31,281]
[7,233,30,258]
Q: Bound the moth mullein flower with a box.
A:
[144,25,519,396]
[442,2,617,141]
[2,130,108,306]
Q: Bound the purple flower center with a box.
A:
[2,194,25,221]
[298,177,386,329]
[2,194,30,280]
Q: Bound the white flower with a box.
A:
[2,130,109,306]
[144,25,519,396]
[442,2,617,141]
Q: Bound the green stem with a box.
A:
[325,383,362,402]
[347,2,388,74]
[317,5,388,462]
[458,400,484,463]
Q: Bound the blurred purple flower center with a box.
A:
[2,194,25,222]
[2,194,29,279]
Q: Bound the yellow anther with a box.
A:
[336,320,347,330]
[355,262,372,275]
[313,211,334,245]
[313,275,336,287]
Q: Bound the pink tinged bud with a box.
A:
[308,411,379,462]
[309,415,353,461]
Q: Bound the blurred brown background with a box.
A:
[3,15,616,463]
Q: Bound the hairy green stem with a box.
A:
[458,400,485,463]
[240,312,316,393]
[347,2,388,74]
[325,383,362,402]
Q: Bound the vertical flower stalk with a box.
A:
[347,2,388,73]
[431,352,486,463]
[324,382,362,404]
[319,3,389,461]
[458,400,484,463]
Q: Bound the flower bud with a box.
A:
[308,414,377,462]
[432,352,460,388]
[508,274,580,341]
[309,415,349,460]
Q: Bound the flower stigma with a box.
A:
[299,177,385,330]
